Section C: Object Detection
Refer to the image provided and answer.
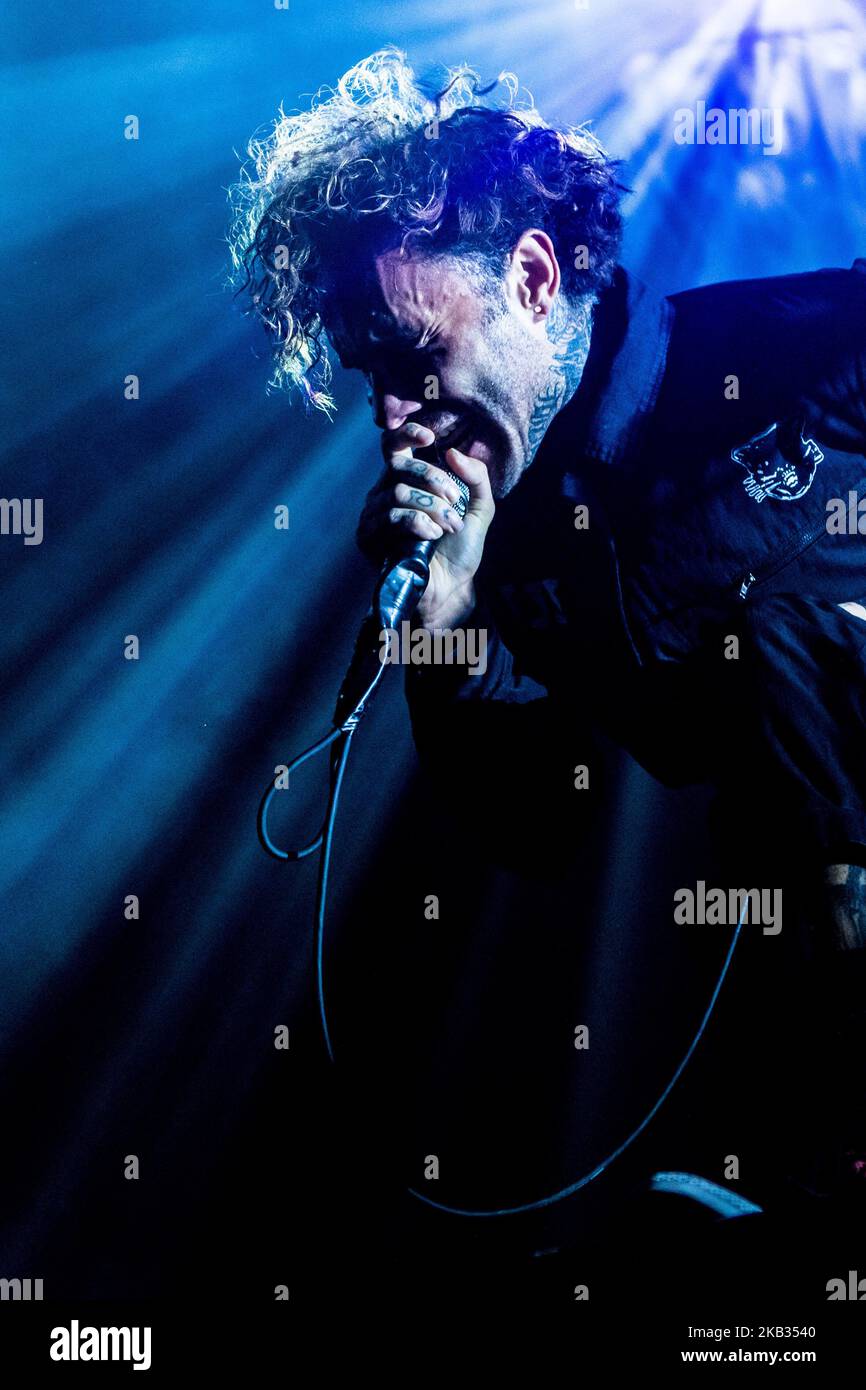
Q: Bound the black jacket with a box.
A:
[405,260,866,812]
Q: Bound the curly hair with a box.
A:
[227,47,627,413]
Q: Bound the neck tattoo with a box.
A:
[526,295,594,463]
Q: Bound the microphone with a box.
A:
[333,461,470,728]
[375,464,470,629]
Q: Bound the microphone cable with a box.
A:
[257,582,747,1218]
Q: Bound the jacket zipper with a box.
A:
[736,520,826,601]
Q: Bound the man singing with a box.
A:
[229,48,866,1202]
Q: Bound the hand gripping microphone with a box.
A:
[375,466,470,629]
[333,465,470,728]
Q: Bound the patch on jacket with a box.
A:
[731,420,824,503]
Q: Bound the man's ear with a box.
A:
[507,229,561,319]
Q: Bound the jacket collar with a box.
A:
[551,264,673,473]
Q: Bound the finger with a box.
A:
[387,456,466,508]
[356,497,446,561]
[443,448,495,514]
[392,481,465,533]
[381,420,435,465]
[385,507,446,542]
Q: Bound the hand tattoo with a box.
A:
[408,489,436,509]
[405,460,431,479]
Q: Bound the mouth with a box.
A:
[426,414,474,456]
[417,410,503,484]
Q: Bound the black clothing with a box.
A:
[406,261,866,864]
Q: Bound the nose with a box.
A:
[372,390,423,433]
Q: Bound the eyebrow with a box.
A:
[369,317,423,345]
[334,321,426,370]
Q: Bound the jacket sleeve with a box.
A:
[403,580,598,872]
